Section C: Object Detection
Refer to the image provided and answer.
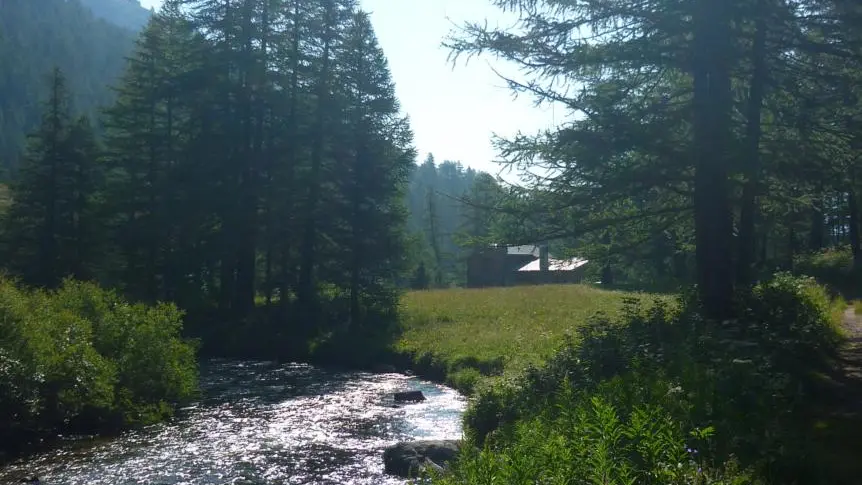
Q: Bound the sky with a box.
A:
[138,0,560,176]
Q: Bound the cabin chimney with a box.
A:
[539,242,550,273]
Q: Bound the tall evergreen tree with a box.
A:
[331,10,415,328]
[96,0,417,338]
[3,68,101,287]
[101,3,205,303]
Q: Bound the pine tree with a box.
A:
[93,0,419,337]
[3,68,101,287]
[101,4,204,303]
[332,10,415,328]
[58,115,103,281]
[442,0,862,311]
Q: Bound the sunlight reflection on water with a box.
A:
[0,360,466,485]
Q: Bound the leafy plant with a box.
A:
[440,386,757,485]
[455,274,844,483]
[0,277,198,461]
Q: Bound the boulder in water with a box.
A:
[383,440,460,478]
[372,364,397,373]
[393,390,425,403]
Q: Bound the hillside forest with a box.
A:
[0,0,507,329]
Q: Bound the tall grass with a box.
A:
[397,284,665,392]
[434,274,848,484]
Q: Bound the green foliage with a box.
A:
[1,0,421,363]
[94,0,415,341]
[0,277,197,459]
[443,0,862,305]
[2,69,105,288]
[405,155,504,288]
[795,245,861,297]
[410,261,430,290]
[397,284,666,392]
[454,275,844,483]
[439,389,757,485]
[54,280,199,422]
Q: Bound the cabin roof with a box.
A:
[517,257,589,272]
[505,245,542,257]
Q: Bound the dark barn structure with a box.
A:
[466,244,588,288]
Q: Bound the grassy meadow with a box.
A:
[411,275,859,484]
[396,284,667,391]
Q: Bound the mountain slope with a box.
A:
[0,0,138,170]
[79,0,152,31]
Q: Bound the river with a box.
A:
[0,360,466,485]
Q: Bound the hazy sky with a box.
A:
[138,0,560,176]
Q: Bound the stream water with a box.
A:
[0,359,466,485]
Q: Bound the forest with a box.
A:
[0,0,427,460]
[2,0,862,482]
[2,0,425,338]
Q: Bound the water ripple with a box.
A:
[0,360,466,485]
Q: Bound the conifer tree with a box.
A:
[95,0,418,335]
[3,68,101,287]
[101,4,203,303]
[332,10,414,328]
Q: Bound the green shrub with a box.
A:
[0,278,198,458]
[455,274,843,484]
[795,245,860,297]
[447,367,483,394]
[440,381,757,484]
[52,281,199,423]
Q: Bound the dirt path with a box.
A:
[840,307,862,386]
[812,307,862,483]
[818,307,862,421]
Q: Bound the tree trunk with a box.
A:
[233,0,265,318]
[693,0,734,318]
[146,54,159,301]
[850,188,861,270]
[810,197,824,251]
[349,23,367,331]
[601,231,613,285]
[787,224,797,270]
[426,188,444,287]
[279,0,302,316]
[218,0,236,312]
[41,69,64,288]
[297,0,334,330]
[736,7,767,286]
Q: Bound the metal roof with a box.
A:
[517,257,589,272]
[506,245,542,257]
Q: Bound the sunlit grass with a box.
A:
[397,284,668,388]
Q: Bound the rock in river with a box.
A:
[383,440,460,478]
[393,390,426,403]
